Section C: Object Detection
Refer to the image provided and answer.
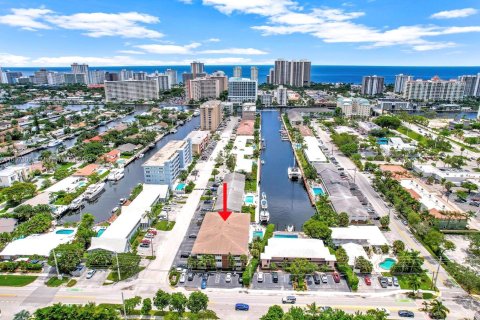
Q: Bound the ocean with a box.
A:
[7,65,480,84]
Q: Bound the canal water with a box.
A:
[260,110,315,230]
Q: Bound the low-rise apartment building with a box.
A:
[186,130,210,155]
[104,80,159,102]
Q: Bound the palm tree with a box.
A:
[408,274,422,296]
[305,302,321,316]
[13,310,30,320]
[428,299,449,319]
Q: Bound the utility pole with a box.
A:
[121,292,127,320]
[52,249,62,280]
[115,252,121,281]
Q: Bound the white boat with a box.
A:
[52,205,69,217]
[193,110,200,117]
[288,167,302,180]
[260,199,268,210]
[69,196,84,210]
[137,153,144,159]
[47,139,63,147]
[287,225,295,232]
[111,207,119,213]
[170,128,177,134]
[107,168,124,181]
[119,198,127,205]
[261,192,266,199]
[261,160,265,165]
[84,182,105,201]
[260,210,270,223]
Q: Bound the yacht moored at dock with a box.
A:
[260,198,268,209]
[69,196,84,210]
[288,167,302,180]
[47,139,63,148]
[106,168,125,181]
[84,182,105,201]
[260,210,270,223]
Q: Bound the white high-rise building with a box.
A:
[459,74,480,97]
[228,77,258,104]
[88,70,106,85]
[47,72,65,85]
[361,75,384,96]
[64,73,87,84]
[104,80,160,102]
[403,76,465,102]
[394,74,413,94]
[120,69,133,81]
[276,85,288,106]
[273,59,311,87]
[250,66,258,81]
[133,72,147,80]
[0,66,5,83]
[337,97,371,118]
[71,63,89,84]
[147,74,170,91]
[233,66,242,78]
[165,69,177,86]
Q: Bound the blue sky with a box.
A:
[0,0,479,67]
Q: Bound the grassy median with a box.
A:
[0,275,38,287]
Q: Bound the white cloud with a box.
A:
[0,8,52,30]
[202,1,480,51]
[206,38,221,42]
[431,8,478,19]
[199,48,268,54]
[117,50,145,55]
[136,43,201,54]
[0,8,163,38]
[0,53,30,66]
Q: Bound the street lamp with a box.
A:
[52,249,62,280]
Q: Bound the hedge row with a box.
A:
[337,264,359,291]
[0,261,42,272]
[242,258,259,286]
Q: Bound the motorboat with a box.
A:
[260,198,268,210]
[261,192,266,200]
[193,110,200,117]
[137,153,145,159]
[170,128,177,134]
[107,168,124,181]
[119,198,127,205]
[261,160,265,165]
[69,196,84,210]
[84,182,105,201]
[287,225,295,232]
[288,167,302,180]
[47,139,63,148]
[52,205,69,217]
[260,210,270,223]
[111,207,119,214]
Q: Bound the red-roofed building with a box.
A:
[83,135,103,143]
[102,149,120,163]
[237,120,255,136]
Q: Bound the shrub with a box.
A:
[338,264,359,291]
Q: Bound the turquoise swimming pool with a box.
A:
[274,234,298,239]
[379,258,396,270]
[56,229,74,235]
[312,187,325,196]
[176,183,186,191]
[252,230,263,239]
[244,195,254,205]
[96,228,106,237]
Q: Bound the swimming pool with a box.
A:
[252,230,263,239]
[56,229,75,235]
[176,183,186,191]
[244,195,255,205]
[96,228,106,237]
[274,234,298,238]
[379,258,396,270]
[312,187,325,196]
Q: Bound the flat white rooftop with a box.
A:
[143,140,187,167]
[187,130,210,144]
[304,136,327,163]
[331,226,388,246]
[0,228,77,257]
[261,237,336,261]
[400,178,458,213]
[342,242,369,266]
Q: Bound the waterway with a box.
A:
[60,115,200,223]
[260,110,315,231]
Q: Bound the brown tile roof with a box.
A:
[192,212,250,256]
[237,120,255,136]
[428,208,466,220]
[405,188,421,200]
[380,164,411,180]
[298,125,313,136]
[73,164,99,176]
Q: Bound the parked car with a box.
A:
[139,243,149,248]
[469,201,480,207]
[179,272,186,283]
[141,239,151,244]
[188,234,197,239]
[272,272,279,283]
[225,273,232,283]
[188,272,194,281]
[147,229,157,235]
[180,251,190,258]
[238,273,243,284]
[402,220,408,226]
[364,276,371,286]
[282,296,296,304]
[398,310,415,317]
[321,273,328,283]
[235,303,249,311]
[144,233,155,238]
[393,276,399,286]
[387,277,393,286]
[332,272,340,283]
[257,272,264,282]
[201,278,207,289]
[379,277,388,288]
[313,273,321,284]
[86,269,96,279]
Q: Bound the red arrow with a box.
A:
[218,182,232,221]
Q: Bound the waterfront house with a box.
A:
[260,238,336,269]
[117,143,140,154]
[101,149,120,164]
[191,212,250,270]
[83,135,103,143]
[331,226,388,248]
[73,164,100,177]
[0,165,32,187]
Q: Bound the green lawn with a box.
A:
[397,126,428,145]
[46,276,69,287]
[0,275,38,287]
[393,273,435,291]
[155,220,175,231]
